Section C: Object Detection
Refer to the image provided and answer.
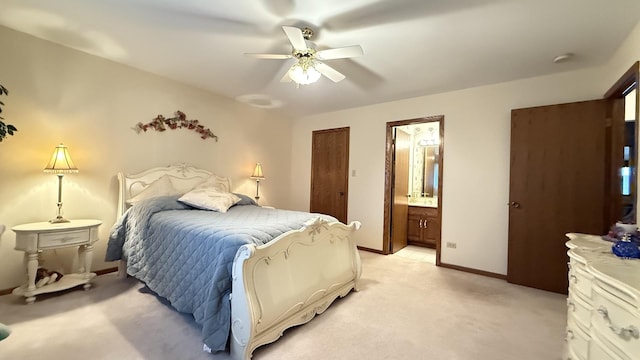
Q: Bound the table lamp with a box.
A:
[250,163,265,201]
[44,143,79,223]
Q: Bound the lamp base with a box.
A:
[49,216,70,224]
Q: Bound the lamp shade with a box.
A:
[251,163,265,180]
[288,64,321,85]
[44,144,79,174]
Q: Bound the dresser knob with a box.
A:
[565,329,574,340]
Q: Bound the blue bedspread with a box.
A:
[105,196,335,351]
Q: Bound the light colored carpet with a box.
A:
[394,245,436,264]
[0,251,567,360]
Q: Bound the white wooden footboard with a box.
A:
[230,217,362,360]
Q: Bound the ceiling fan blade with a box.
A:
[262,0,295,17]
[314,62,346,83]
[322,0,491,31]
[316,45,364,60]
[245,53,293,59]
[110,0,265,36]
[319,58,384,90]
[280,71,293,83]
[282,26,308,51]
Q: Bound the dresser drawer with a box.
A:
[570,265,594,300]
[567,319,590,360]
[591,286,640,357]
[568,291,593,331]
[589,328,629,360]
[38,229,90,248]
[566,344,584,360]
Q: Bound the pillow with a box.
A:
[127,175,179,205]
[178,188,241,212]
[192,175,231,193]
[233,193,257,206]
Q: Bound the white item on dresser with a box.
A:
[115,164,361,360]
[615,222,638,234]
[564,233,640,360]
[11,219,102,304]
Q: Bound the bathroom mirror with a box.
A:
[422,145,439,197]
[405,121,440,206]
[622,87,637,223]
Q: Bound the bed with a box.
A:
[105,164,361,360]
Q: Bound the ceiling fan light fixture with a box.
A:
[288,63,321,85]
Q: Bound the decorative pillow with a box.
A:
[233,193,257,206]
[127,175,179,205]
[178,188,241,212]
[192,175,231,193]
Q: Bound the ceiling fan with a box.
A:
[245,26,364,85]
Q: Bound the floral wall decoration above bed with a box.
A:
[0,84,18,142]
[133,110,218,141]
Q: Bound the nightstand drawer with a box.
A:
[39,229,89,248]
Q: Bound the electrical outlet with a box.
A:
[446,242,457,249]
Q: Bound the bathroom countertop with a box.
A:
[408,202,437,208]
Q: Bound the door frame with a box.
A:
[383,115,444,265]
[603,61,639,227]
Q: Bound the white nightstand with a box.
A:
[11,219,102,304]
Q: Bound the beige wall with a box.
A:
[0,26,295,290]
[2,19,639,290]
[290,22,640,275]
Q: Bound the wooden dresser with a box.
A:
[407,206,439,248]
[564,233,640,360]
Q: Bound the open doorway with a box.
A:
[383,116,444,266]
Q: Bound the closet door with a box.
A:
[310,127,350,223]
[507,100,608,294]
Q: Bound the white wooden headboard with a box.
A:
[116,163,230,217]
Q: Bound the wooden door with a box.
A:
[423,212,440,248]
[391,128,410,253]
[407,208,422,243]
[507,100,609,294]
[310,127,349,223]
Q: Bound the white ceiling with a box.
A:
[1,0,640,117]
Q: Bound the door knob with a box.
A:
[508,201,521,208]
